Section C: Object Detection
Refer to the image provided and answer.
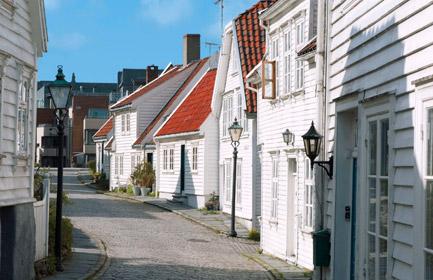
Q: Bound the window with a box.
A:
[296,20,305,45]
[304,158,314,229]
[236,90,248,133]
[114,154,119,175]
[367,116,389,280]
[283,31,291,94]
[126,113,130,132]
[192,146,198,171]
[271,156,279,219]
[222,94,233,137]
[85,129,98,145]
[271,37,280,97]
[121,115,125,133]
[17,81,29,154]
[425,107,433,278]
[295,60,304,89]
[131,154,136,170]
[163,149,168,171]
[169,149,174,171]
[88,108,108,119]
[119,154,124,175]
[236,161,242,206]
[224,160,232,202]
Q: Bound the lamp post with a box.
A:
[228,118,243,237]
[48,66,72,271]
[301,121,333,179]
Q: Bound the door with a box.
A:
[147,153,153,167]
[286,157,297,258]
[365,115,389,280]
[350,154,357,280]
[180,145,185,193]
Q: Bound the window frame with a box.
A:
[271,155,279,220]
[224,159,232,203]
[169,148,174,171]
[295,59,304,90]
[303,158,314,230]
[222,93,233,138]
[16,68,31,157]
[283,29,292,95]
[191,145,198,172]
[236,160,242,206]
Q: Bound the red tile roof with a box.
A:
[156,69,217,137]
[235,0,277,114]
[94,116,113,138]
[110,63,196,110]
[133,58,209,146]
[297,38,317,56]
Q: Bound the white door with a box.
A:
[365,115,390,280]
[287,157,297,258]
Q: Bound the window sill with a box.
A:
[162,170,175,174]
[14,154,29,161]
[269,218,278,225]
[292,88,305,96]
[301,227,313,234]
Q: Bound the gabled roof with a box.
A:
[93,117,113,139]
[110,63,194,110]
[133,58,209,146]
[104,137,114,150]
[235,0,277,114]
[155,69,217,137]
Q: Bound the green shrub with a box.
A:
[148,191,156,197]
[87,160,96,176]
[205,192,219,211]
[248,229,260,241]
[130,162,155,188]
[127,185,134,195]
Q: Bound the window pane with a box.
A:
[380,119,389,176]
[427,180,433,250]
[380,179,388,236]
[369,178,376,232]
[368,234,376,280]
[428,109,433,176]
[426,252,433,279]
[369,121,377,175]
[379,238,387,279]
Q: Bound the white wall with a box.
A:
[255,0,317,270]
[0,0,45,203]
[326,0,433,279]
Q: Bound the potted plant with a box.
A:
[131,162,155,196]
[130,168,142,196]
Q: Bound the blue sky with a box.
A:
[39,0,257,82]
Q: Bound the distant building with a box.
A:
[117,65,162,98]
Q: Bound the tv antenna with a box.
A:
[205,42,220,56]
[214,0,224,37]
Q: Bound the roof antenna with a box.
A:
[205,42,220,56]
[214,0,224,37]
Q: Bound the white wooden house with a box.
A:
[132,55,218,170]
[0,0,47,278]
[108,61,201,190]
[246,0,319,270]
[211,0,276,230]
[324,0,433,279]
[93,116,113,177]
[154,69,218,208]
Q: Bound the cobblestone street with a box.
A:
[59,169,271,280]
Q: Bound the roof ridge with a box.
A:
[93,116,113,138]
[132,57,210,146]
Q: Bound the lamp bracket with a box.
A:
[313,156,333,179]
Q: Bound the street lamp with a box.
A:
[282,129,295,146]
[228,118,243,237]
[48,65,72,271]
[301,121,333,179]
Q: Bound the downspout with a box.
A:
[316,0,327,279]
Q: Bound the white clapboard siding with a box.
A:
[256,0,316,270]
[213,25,258,230]
[0,0,46,203]
[157,116,219,208]
[326,0,433,278]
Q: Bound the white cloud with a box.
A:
[140,0,193,25]
[44,0,60,10]
[51,32,87,51]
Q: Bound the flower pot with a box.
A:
[133,186,141,196]
[141,187,151,196]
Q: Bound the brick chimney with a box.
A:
[183,34,200,66]
[146,65,159,84]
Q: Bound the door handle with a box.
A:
[345,206,350,221]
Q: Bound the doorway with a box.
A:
[180,145,185,193]
[286,157,297,258]
[334,109,358,280]
[147,153,153,167]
